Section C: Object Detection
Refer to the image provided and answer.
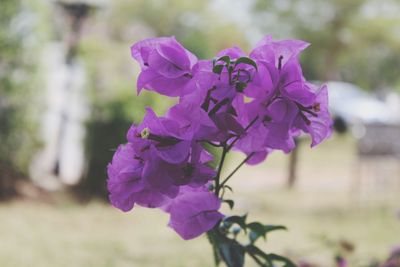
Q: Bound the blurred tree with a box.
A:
[110,0,249,57]
[252,0,400,91]
[0,0,41,199]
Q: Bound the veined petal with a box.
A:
[167,190,223,240]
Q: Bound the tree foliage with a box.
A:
[252,0,400,91]
[0,0,39,175]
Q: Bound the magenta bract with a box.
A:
[107,35,332,240]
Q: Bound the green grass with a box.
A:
[0,135,399,266]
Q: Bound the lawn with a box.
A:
[0,135,399,267]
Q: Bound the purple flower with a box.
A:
[232,108,271,165]
[250,35,309,69]
[293,84,333,146]
[242,61,275,99]
[180,60,247,142]
[271,59,331,147]
[109,106,218,211]
[127,107,192,164]
[131,37,197,97]
[390,246,400,257]
[107,143,145,211]
[335,256,347,267]
[166,186,224,240]
[233,37,332,157]
[168,143,216,187]
[108,142,216,211]
[380,246,400,267]
[249,37,313,107]
[108,35,333,241]
[165,102,217,140]
[217,46,246,59]
[236,97,298,153]
[107,142,180,210]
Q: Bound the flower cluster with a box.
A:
[107,36,332,240]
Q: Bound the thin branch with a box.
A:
[220,152,255,188]
[214,143,228,197]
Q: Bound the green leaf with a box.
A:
[208,229,246,267]
[247,222,265,236]
[247,223,287,244]
[216,55,231,65]
[267,253,297,267]
[234,57,258,71]
[224,214,248,232]
[245,245,273,266]
[212,64,224,74]
[264,224,287,234]
[223,185,234,193]
[247,222,266,244]
[245,246,297,267]
[206,230,222,266]
[219,239,245,267]
[235,81,247,92]
[248,231,259,244]
[223,199,235,209]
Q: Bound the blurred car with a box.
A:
[325,82,399,134]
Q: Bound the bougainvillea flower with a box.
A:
[180,60,219,100]
[107,143,145,211]
[107,142,180,210]
[216,46,246,59]
[254,98,298,152]
[293,84,333,147]
[243,61,276,99]
[108,35,333,241]
[131,37,197,96]
[165,102,217,140]
[250,35,309,69]
[262,98,298,152]
[235,38,331,155]
[179,60,246,141]
[115,106,218,208]
[170,143,216,187]
[127,108,191,164]
[277,59,316,107]
[233,121,271,165]
[166,186,224,240]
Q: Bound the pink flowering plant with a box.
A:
[107,35,333,267]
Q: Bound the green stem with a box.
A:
[214,116,259,197]
[214,143,228,197]
[220,152,255,188]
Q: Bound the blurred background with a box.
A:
[0,0,399,266]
